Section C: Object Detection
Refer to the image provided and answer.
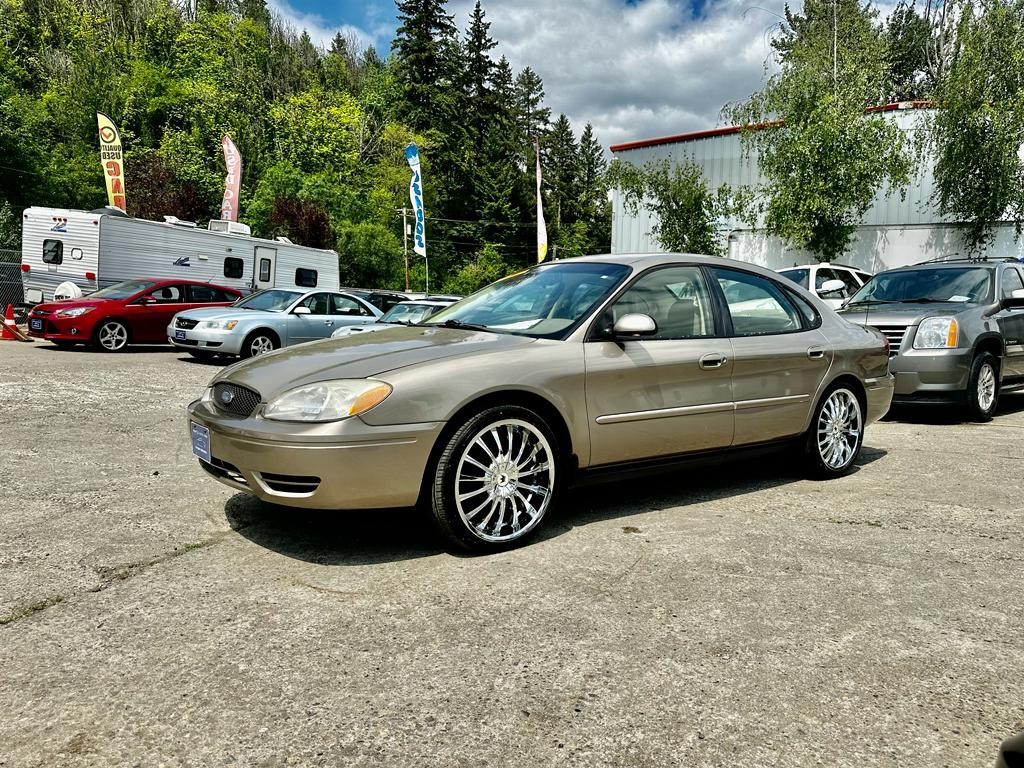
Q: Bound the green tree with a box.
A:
[930,0,1024,249]
[727,0,913,261]
[884,1,932,100]
[607,159,745,255]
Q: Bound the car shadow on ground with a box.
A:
[884,390,1024,425]
[223,445,888,565]
[33,342,182,354]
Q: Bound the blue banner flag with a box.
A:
[406,144,426,258]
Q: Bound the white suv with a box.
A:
[778,263,873,309]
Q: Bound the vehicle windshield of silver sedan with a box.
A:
[235,289,304,312]
[426,262,631,339]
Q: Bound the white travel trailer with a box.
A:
[20,206,340,304]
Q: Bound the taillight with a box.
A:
[85,272,96,281]
[881,334,890,356]
[20,264,30,272]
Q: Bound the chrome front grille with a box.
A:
[211,382,261,417]
[870,325,909,355]
[175,317,199,330]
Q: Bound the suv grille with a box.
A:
[175,317,199,330]
[211,382,261,417]
[870,325,909,355]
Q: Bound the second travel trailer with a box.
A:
[20,206,340,304]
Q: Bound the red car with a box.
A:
[27,279,243,352]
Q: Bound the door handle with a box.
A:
[324,320,334,326]
[807,346,826,359]
[699,353,728,370]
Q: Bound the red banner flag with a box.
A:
[220,135,242,222]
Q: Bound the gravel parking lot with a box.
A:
[1,340,1022,767]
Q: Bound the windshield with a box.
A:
[90,280,156,300]
[848,267,993,305]
[426,262,632,339]
[235,289,302,312]
[380,302,445,324]
[779,269,810,289]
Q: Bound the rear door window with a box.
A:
[713,268,803,336]
[815,268,849,298]
[332,294,373,316]
[189,285,235,303]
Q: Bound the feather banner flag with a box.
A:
[220,135,242,222]
[535,137,548,263]
[96,113,126,212]
[406,143,427,258]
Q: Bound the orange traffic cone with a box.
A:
[1,304,16,340]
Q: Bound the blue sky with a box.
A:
[266,0,782,151]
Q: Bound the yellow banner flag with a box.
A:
[97,112,126,211]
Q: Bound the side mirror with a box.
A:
[292,305,312,315]
[818,279,846,297]
[613,313,657,338]
[1003,288,1024,309]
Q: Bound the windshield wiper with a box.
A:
[900,297,962,303]
[846,299,899,307]
[435,319,493,332]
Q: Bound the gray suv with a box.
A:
[838,258,1024,421]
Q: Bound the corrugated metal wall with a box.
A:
[610,109,953,262]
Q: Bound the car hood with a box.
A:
[32,298,113,312]
[838,302,974,326]
[218,326,536,396]
[176,307,277,321]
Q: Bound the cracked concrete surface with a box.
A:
[1,341,1022,767]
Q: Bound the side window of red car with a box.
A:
[147,285,184,303]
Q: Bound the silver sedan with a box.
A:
[169,289,382,359]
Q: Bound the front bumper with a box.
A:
[186,398,444,509]
[27,314,92,341]
[889,347,972,399]
[168,323,244,355]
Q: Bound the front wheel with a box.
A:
[965,351,999,422]
[429,405,561,553]
[804,384,864,478]
[94,320,129,352]
[241,330,278,358]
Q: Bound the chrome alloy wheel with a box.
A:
[977,362,996,412]
[454,418,555,543]
[249,335,275,356]
[97,321,128,351]
[817,388,862,470]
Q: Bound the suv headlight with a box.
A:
[914,317,959,349]
[55,307,93,318]
[263,380,392,422]
[201,319,238,330]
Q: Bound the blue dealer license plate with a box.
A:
[29,318,42,331]
[174,329,186,340]
[190,422,211,463]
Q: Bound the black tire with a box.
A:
[428,405,562,553]
[93,319,129,352]
[803,382,865,478]
[240,330,278,358]
[965,351,999,422]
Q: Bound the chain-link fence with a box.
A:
[0,247,26,322]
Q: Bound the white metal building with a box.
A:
[609,102,1024,271]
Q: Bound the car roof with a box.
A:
[883,259,1009,273]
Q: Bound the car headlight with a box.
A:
[201,319,238,330]
[55,307,93,318]
[914,317,959,349]
[263,380,392,422]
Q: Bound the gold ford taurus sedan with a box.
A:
[187,254,894,551]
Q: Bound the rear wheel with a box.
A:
[241,330,278,358]
[804,383,864,478]
[965,351,999,422]
[94,320,129,352]
[429,405,561,553]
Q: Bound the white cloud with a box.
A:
[266,0,387,51]
[451,0,784,152]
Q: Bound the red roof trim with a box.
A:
[608,101,934,153]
